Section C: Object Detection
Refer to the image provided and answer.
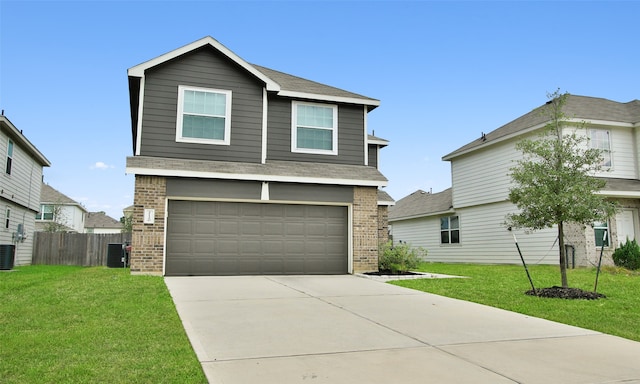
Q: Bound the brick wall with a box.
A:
[378,205,389,244]
[353,186,379,273]
[563,198,640,268]
[130,175,166,275]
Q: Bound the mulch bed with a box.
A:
[364,270,422,276]
[526,286,606,300]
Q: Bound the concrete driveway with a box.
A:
[165,275,640,384]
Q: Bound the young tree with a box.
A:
[506,90,618,288]
[42,204,69,232]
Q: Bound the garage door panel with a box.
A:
[166,201,347,276]
[170,219,193,235]
[264,222,284,235]
[219,221,239,235]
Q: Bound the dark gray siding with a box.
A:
[269,183,353,203]
[166,178,353,204]
[266,96,365,165]
[140,47,264,163]
[368,144,378,168]
[166,178,261,200]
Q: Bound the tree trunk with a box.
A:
[558,221,568,288]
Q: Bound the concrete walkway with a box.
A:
[165,275,640,384]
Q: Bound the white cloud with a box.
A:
[90,161,113,170]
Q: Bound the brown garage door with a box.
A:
[166,200,348,276]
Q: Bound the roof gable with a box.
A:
[128,36,379,108]
[443,95,640,160]
[128,36,279,91]
[41,184,87,212]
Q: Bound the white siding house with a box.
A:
[0,115,51,266]
[36,184,87,233]
[390,95,640,267]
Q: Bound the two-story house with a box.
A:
[125,36,391,276]
[390,95,640,267]
[0,114,50,266]
[36,184,87,233]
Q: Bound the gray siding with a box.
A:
[266,96,366,165]
[0,130,45,266]
[391,201,558,265]
[140,47,264,163]
[166,178,353,204]
[167,178,261,200]
[269,183,353,203]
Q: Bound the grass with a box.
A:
[391,263,640,342]
[0,266,207,384]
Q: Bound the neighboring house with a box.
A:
[125,36,391,276]
[85,212,123,234]
[390,95,640,267]
[0,114,51,266]
[36,184,87,233]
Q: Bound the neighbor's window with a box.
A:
[176,85,232,145]
[5,207,10,229]
[6,139,13,175]
[440,215,460,244]
[590,129,611,168]
[292,101,338,155]
[36,204,55,221]
[594,221,609,247]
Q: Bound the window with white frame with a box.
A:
[36,204,55,221]
[5,207,10,229]
[6,139,13,175]
[594,221,609,247]
[176,85,232,145]
[292,101,338,155]
[440,215,460,244]
[590,129,612,168]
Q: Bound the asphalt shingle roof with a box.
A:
[253,64,379,106]
[389,188,452,221]
[40,184,84,207]
[127,156,387,186]
[86,212,123,229]
[444,95,640,160]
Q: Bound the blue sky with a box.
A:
[1,1,638,220]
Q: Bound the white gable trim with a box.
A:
[128,36,280,92]
[277,90,380,108]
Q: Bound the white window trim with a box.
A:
[590,128,613,170]
[291,101,338,155]
[176,85,232,146]
[6,138,14,175]
[440,215,461,245]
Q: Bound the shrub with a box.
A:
[378,241,427,274]
[612,238,640,271]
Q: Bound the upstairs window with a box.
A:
[6,139,13,175]
[594,221,609,248]
[176,85,231,145]
[292,101,338,155]
[36,204,55,221]
[590,129,611,168]
[440,215,460,244]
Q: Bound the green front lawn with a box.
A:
[392,263,640,342]
[0,266,207,384]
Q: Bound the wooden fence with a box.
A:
[32,232,132,267]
